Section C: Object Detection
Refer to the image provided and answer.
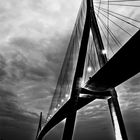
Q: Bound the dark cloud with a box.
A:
[0,23,71,140]
[0,87,39,140]
[10,37,40,51]
[122,110,140,140]
[0,87,38,120]
[0,115,38,140]
[0,55,7,81]
[128,74,140,86]
[0,50,51,82]
[122,73,140,93]
[78,100,108,121]
[127,87,140,94]
[73,116,115,140]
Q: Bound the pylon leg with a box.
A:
[108,90,128,140]
[62,111,77,140]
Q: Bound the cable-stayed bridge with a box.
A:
[36,0,140,140]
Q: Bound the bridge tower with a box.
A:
[35,0,140,139]
[62,0,128,140]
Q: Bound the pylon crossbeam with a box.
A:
[80,88,111,99]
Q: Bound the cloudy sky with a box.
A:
[0,0,140,140]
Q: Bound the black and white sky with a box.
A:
[0,0,140,140]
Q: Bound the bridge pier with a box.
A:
[62,0,91,139]
[108,90,128,140]
[89,0,128,139]
[62,111,77,140]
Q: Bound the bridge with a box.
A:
[36,0,140,140]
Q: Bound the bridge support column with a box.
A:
[108,90,128,140]
[62,111,77,140]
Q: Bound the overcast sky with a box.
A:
[0,0,140,140]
